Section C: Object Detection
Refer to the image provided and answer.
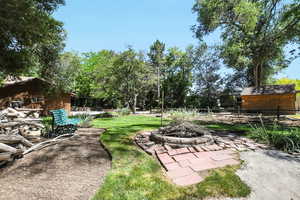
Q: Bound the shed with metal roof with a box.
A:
[241,84,297,114]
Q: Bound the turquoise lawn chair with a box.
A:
[50,109,81,136]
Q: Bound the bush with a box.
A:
[77,114,94,128]
[116,108,131,116]
[167,109,199,122]
[249,118,300,153]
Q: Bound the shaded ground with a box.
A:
[0,128,111,200]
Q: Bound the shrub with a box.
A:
[78,114,94,128]
[249,118,300,153]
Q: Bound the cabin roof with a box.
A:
[241,84,296,96]
[2,76,49,87]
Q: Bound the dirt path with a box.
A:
[0,128,111,200]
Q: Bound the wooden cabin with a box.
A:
[241,84,297,114]
[0,77,72,115]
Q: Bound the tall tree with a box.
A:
[0,0,65,74]
[76,50,116,98]
[163,47,194,108]
[193,0,300,87]
[96,48,153,113]
[193,45,223,108]
[148,40,166,99]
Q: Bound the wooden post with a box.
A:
[277,106,280,121]
[161,89,164,126]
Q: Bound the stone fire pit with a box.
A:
[150,122,214,148]
[134,121,269,186]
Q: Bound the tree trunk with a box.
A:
[0,152,13,162]
[129,94,138,114]
[133,94,137,114]
[0,135,34,147]
[253,62,263,88]
[0,143,18,153]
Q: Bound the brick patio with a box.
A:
[156,147,239,186]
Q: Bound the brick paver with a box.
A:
[157,153,175,164]
[172,173,203,186]
[190,160,217,172]
[166,167,194,179]
[176,148,190,154]
[157,149,240,186]
[164,162,181,171]
[178,160,191,168]
[193,151,213,158]
[173,153,196,161]
[210,153,234,161]
[168,149,178,156]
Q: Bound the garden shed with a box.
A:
[241,84,297,114]
[0,77,72,115]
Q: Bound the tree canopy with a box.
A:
[193,0,300,87]
[0,0,66,74]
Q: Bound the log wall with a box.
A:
[0,79,71,115]
[241,93,296,114]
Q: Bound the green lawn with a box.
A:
[92,115,250,200]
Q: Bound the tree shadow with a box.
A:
[262,150,300,163]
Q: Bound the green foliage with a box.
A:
[108,48,154,113]
[49,52,81,93]
[193,0,300,87]
[270,77,300,97]
[76,50,116,98]
[249,120,300,153]
[148,40,166,108]
[42,117,53,134]
[92,116,250,200]
[163,46,194,108]
[0,0,65,74]
[77,114,94,128]
[199,120,300,153]
[271,77,300,90]
[192,45,223,107]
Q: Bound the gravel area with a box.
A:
[236,150,300,200]
[0,128,111,200]
[207,150,300,200]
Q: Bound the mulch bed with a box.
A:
[0,128,111,200]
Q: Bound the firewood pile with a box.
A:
[0,107,74,167]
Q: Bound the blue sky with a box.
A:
[54,0,300,79]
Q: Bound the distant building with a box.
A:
[241,84,297,114]
[0,77,72,115]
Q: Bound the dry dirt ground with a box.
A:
[0,128,111,200]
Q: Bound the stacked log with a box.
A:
[0,107,44,166]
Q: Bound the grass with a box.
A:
[92,115,250,200]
